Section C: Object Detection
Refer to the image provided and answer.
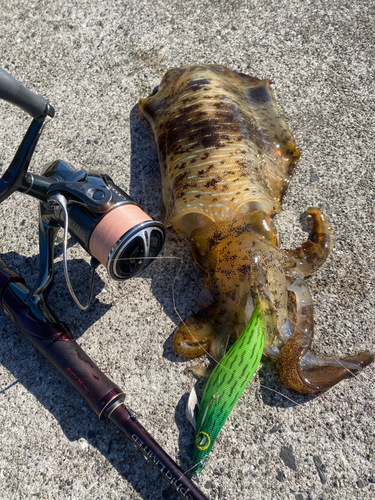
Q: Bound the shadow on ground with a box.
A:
[128,102,204,346]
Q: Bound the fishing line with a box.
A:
[176,458,207,481]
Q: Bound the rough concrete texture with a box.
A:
[0,1,374,499]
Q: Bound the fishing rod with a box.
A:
[0,68,207,500]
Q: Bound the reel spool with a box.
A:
[89,205,165,280]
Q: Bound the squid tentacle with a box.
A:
[283,207,334,278]
[276,274,374,394]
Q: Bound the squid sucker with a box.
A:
[140,64,373,394]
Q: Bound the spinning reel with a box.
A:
[0,68,166,310]
[0,69,207,500]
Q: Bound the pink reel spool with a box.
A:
[89,203,165,280]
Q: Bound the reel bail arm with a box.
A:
[49,191,99,310]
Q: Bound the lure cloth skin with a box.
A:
[192,301,264,474]
[140,64,373,393]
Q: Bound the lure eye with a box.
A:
[195,431,211,451]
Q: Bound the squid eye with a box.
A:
[195,431,211,450]
[247,210,278,246]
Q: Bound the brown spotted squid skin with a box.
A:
[140,65,373,394]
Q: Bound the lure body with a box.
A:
[140,65,373,394]
[192,301,264,473]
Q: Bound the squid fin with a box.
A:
[243,79,300,202]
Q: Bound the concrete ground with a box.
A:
[0,1,374,499]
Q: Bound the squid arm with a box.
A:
[276,274,374,393]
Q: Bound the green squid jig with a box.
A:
[191,301,265,473]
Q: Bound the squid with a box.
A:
[139,64,373,394]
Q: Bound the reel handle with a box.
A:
[0,115,47,203]
[0,69,55,204]
[0,68,54,118]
